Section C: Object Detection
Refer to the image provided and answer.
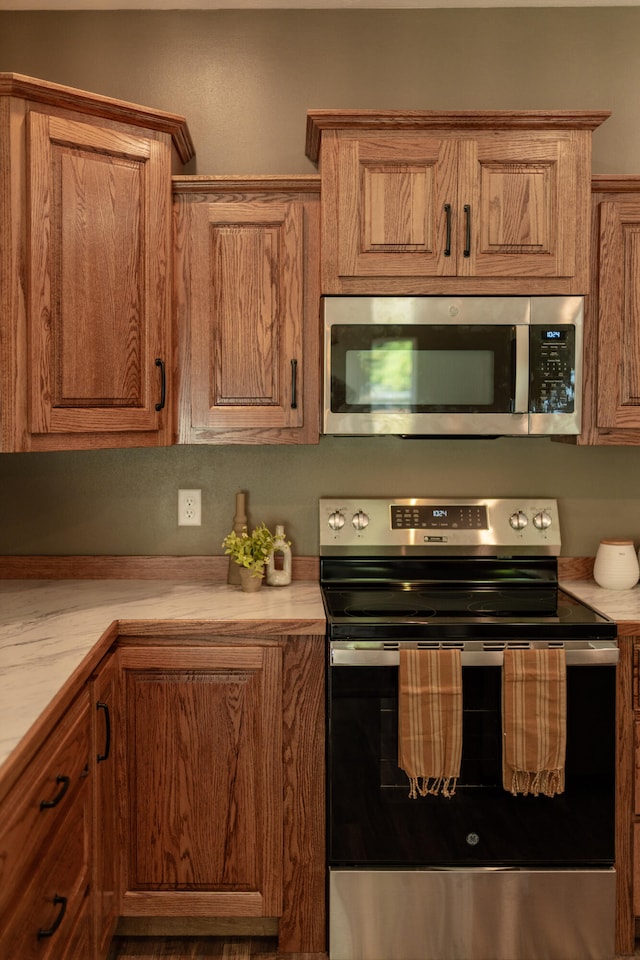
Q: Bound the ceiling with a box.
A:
[1,0,637,7]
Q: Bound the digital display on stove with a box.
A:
[391,504,488,529]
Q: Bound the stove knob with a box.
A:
[328,510,345,531]
[533,510,552,531]
[352,510,370,531]
[509,510,528,530]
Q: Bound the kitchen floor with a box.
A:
[109,937,309,959]
[110,936,640,959]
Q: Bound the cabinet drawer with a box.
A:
[0,771,90,958]
[0,687,91,916]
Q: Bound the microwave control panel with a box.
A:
[529,325,576,414]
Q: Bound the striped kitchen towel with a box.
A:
[502,647,567,797]
[398,648,463,799]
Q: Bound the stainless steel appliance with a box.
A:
[323,296,583,437]
[320,498,617,960]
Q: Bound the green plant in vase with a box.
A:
[222,523,275,590]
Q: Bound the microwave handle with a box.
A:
[513,325,529,414]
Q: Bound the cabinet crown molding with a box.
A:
[305,108,611,163]
[0,72,195,164]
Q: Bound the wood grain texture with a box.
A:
[618,636,636,954]
[173,180,320,445]
[119,645,282,917]
[28,112,170,440]
[305,109,611,163]
[0,72,194,164]
[1,77,187,452]
[316,122,594,295]
[115,634,326,954]
[278,636,325,954]
[571,177,640,445]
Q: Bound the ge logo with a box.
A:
[466,832,480,846]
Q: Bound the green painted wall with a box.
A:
[1,8,639,558]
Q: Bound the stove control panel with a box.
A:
[320,498,560,555]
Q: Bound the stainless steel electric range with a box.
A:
[320,498,618,960]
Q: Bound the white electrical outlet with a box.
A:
[178,489,202,526]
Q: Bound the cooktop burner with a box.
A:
[331,586,560,619]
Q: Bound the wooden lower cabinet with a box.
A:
[92,653,120,958]
[116,634,326,955]
[0,687,92,959]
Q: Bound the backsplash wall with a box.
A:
[2,7,640,560]
[2,439,640,559]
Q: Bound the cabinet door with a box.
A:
[596,199,640,431]
[319,127,590,295]
[27,112,170,446]
[176,191,319,443]
[119,645,282,918]
[92,654,119,959]
[458,134,582,281]
[328,135,458,282]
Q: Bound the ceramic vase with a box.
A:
[593,539,639,590]
[238,566,263,593]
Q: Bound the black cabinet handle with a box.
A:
[443,203,452,257]
[37,895,67,940]
[97,700,111,763]
[40,775,70,810]
[290,359,298,410]
[155,358,166,412]
[463,204,471,258]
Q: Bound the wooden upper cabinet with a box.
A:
[0,73,194,452]
[571,177,640,445]
[306,110,609,296]
[173,177,321,443]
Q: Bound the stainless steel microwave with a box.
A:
[322,296,584,437]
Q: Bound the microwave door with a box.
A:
[324,322,529,436]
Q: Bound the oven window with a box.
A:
[328,664,615,868]
[331,324,515,413]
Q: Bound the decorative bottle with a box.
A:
[227,491,247,585]
[266,524,292,586]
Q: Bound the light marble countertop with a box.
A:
[0,578,325,778]
[4,574,640,793]
[561,578,640,622]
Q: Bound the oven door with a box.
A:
[323,297,529,436]
[328,646,616,868]
[327,644,617,960]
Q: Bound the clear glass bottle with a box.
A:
[266,524,292,586]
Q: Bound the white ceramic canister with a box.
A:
[593,539,639,590]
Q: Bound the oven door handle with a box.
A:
[330,646,619,667]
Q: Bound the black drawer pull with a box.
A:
[37,895,67,939]
[97,700,111,763]
[155,358,166,412]
[40,775,70,810]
